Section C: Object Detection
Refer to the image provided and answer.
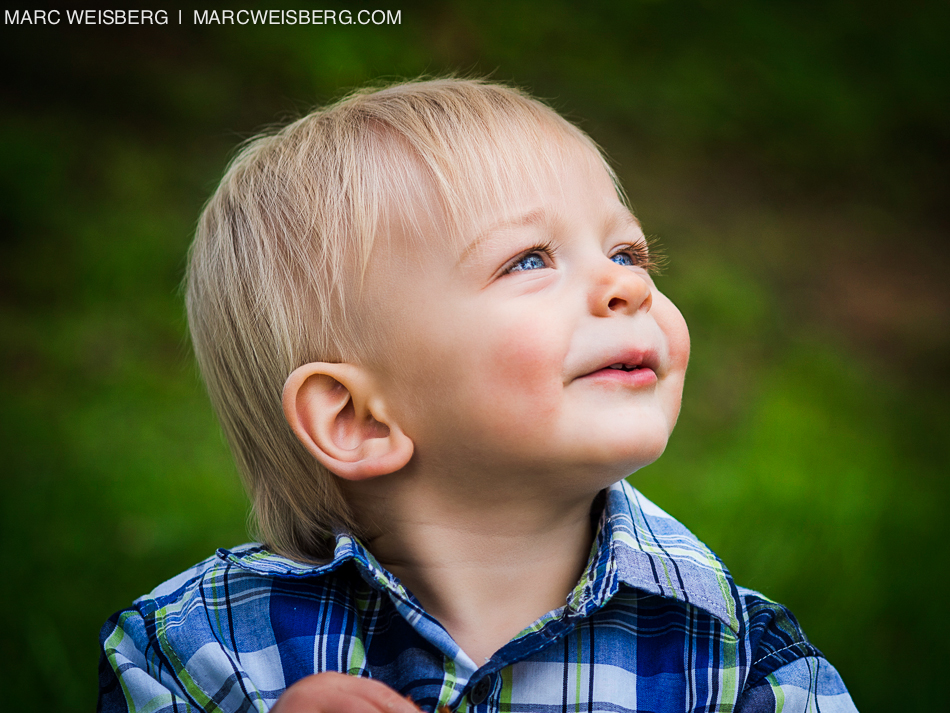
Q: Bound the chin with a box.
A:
[621,415,675,465]
[576,424,671,478]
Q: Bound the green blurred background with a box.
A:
[2,1,948,709]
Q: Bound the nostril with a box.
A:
[607,297,625,311]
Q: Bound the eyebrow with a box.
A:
[456,207,551,265]
[456,204,643,266]
[603,207,643,237]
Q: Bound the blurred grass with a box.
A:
[1,1,948,709]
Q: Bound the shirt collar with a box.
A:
[218,479,740,634]
[218,533,416,601]
[570,480,740,634]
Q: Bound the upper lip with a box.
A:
[576,347,661,379]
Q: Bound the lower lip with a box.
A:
[582,367,658,387]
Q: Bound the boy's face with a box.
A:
[361,142,690,492]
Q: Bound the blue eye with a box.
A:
[611,252,634,266]
[510,252,547,272]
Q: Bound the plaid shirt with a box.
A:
[99,481,857,712]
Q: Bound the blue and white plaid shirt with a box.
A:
[98,480,857,712]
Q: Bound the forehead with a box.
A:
[378,127,626,259]
[459,164,640,265]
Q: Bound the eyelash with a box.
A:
[503,237,665,275]
[503,240,558,274]
[611,237,665,274]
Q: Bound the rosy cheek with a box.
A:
[474,317,564,419]
[655,295,690,371]
[667,320,690,373]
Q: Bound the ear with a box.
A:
[282,362,414,481]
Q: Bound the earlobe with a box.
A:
[282,363,414,480]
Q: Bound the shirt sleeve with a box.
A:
[734,588,859,712]
[735,655,859,713]
[98,607,204,713]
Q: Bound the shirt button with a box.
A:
[470,675,493,704]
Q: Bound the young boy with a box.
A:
[98,78,858,713]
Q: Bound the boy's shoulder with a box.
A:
[136,543,314,608]
[133,538,388,614]
[99,541,381,712]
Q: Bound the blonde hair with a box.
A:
[186,77,623,560]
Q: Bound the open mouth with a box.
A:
[605,363,644,372]
[578,350,660,384]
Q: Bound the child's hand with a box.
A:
[270,672,423,713]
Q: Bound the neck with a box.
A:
[348,467,601,666]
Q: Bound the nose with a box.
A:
[588,260,653,317]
